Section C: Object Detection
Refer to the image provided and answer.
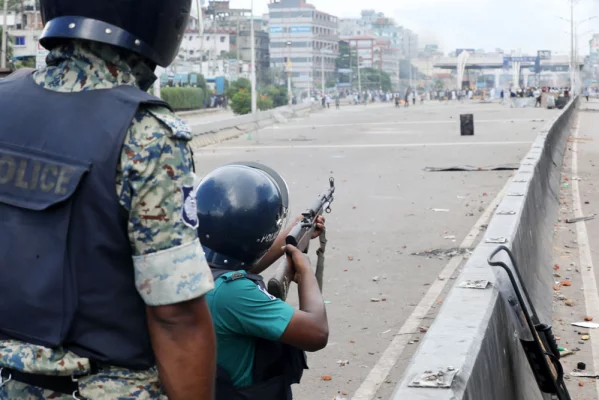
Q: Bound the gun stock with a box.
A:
[267,258,293,301]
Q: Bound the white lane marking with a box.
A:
[570,113,599,398]
[363,131,418,135]
[350,175,513,400]
[282,118,544,130]
[204,141,531,151]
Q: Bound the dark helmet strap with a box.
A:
[204,246,248,271]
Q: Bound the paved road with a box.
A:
[192,100,555,400]
[551,99,599,400]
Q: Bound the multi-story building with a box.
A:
[402,29,419,58]
[347,36,400,90]
[268,0,339,93]
[178,2,269,79]
[7,0,43,62]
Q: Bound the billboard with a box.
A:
[269,26,283,34]
[290,25,311,34]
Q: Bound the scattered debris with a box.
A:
[554,264,560,271]
[579,382,585,387]
[370,298,381,302]
[336,360,349,367]
[321,375,332,381]
[432,208,450,212]
[578,362,587,371]
[560,349,574,357]
[561,280,572,287]
[382,329,392,334]
[572,322,599,329]
[566,215,596,224]
[458,280,491,289]
[324,301,332,304]
[348,255,354,261]
[350,340,355,344]
[565,299,575,307]
[419,327,429,333]
[585,316,594,322]
[424,164,519,172]
[571,372,599,379]
[411,247,472,258]
[582,335,590,341]
[443,235,456,240]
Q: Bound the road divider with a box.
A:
[189,103,315,149]
[391,98,577,400]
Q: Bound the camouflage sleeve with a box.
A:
[117,106,213,306]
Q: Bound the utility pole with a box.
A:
[321,49,325,95]
[2,0,9,69]
[33,0,37,29]
[571,0,575,93]
[197,0,204,75]
[236,15,240,77]
[357,56,362,102]
[250,0,257,114]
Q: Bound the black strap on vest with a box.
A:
[0,363,99,399]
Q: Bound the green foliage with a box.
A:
[258,96,273,111]
[160,87,206,111]
[336,41,351,70]
[325,77,337,88]
[227,78,251,98]
[230,89,251,115]
[360,68,392,92]
[14,57,35,69]
[265,85,288,107]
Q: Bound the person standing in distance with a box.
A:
[196,163,329,399]
[0,1,216,399]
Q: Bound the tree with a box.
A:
[360,68,392,92]
[230,89,275,115]
[227,77,251,98]
[265,84,288,107]
[325,77,337,88]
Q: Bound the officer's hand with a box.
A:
[311,216,326,239]
[284,244,311,284]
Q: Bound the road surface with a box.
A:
[191,100,554,400]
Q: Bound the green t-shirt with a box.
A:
[206,271,295,387]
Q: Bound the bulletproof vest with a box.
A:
[0,71,169,370]
[211,269,308,400]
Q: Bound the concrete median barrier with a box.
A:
[391,98,578,400]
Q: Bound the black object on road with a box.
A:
[577,362,586,371]
[268,178,335,301]
[488,246,571,400]
[460,114,474,136]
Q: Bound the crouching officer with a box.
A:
[196,163,329,399]
[0,1,217,399]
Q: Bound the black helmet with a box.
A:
[39,0,192,67]
[197,162,290,271]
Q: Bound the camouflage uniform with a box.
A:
[0,40,214,399]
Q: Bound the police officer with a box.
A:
[0,1,216,399]
[196,163,329,399]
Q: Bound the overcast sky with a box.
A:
[199,0,599,55]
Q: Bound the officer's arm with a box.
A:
[279,246,329,352]
[251,216,325,274]
[147,299,215,400]
[122,108,216,400]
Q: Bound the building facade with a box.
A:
[268,0,339,93]
[7,1,43,61]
